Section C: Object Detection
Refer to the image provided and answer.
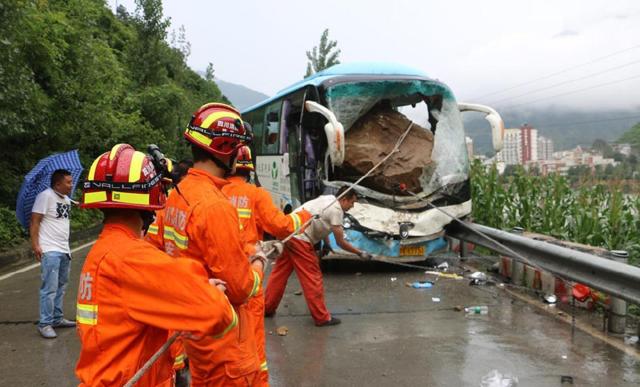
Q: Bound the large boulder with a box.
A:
[334,105,434,195]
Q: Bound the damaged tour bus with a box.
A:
[242,62,504,261]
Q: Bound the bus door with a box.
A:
[299,90,328,201]
[279,92,307,210]
[254,100,293,211]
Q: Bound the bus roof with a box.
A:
[241,62,434,113]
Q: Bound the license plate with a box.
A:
[399,245,425,256]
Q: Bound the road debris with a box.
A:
[560,376,574,385]
[543,294,557,305]
[293,290,303,296]
[390,277,397,282]
[410,281,433,289]
[437,262,449,271]
[480,369,518,387]
[432,297,441,303]
[454,305,464,312]
[425,271,463,280]
[465,305,489,315]
[470,272,487,281]
[276,326,289,336]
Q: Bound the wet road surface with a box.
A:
[1,247,639,386]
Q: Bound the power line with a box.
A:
[471,43,640,100]
[502,74,640,110]
[486,59,640,105]
[531,114,640,130]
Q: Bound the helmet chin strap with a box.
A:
[211,150,239,176]
[140,210,156,235]
[211,154,233,173]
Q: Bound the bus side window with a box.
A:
[245,109,265,154]
[264,102,281,154]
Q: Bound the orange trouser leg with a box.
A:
[247,289,269,386]
[264,248,295,315]
[288,239,331,324]
[190,367,260,387]
[186,304,260,387]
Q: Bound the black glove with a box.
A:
[320,245,334,258]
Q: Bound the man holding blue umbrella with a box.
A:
[30,169,77,339]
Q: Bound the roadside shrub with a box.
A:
[0,207,27,248]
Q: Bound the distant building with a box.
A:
[549,145,616,175]
[496,128,522,165]
[537,136,554,161]
[465,136,474,159]
[612,143,632,156]
[520,123,538,163]
[496,124,541,165]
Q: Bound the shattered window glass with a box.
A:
[325,80,469,199]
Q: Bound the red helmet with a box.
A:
[184,103,251,157]
[81,144,167,210]
[234,146,255,172]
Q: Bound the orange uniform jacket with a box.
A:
[146,169,262,384]
[222,176,311,252]
[75,224,236,387]
[221,176,312,381]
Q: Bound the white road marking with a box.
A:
[0,240,96,282]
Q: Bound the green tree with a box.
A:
[304,28,341,77]
[205,62,215,81]
[619,122,640,152]
[0,0,229,248]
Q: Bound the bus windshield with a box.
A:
[324,79,469,200]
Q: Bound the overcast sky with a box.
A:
[110,0,640,111]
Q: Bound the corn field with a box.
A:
[470,160,640,266]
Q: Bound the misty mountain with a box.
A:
[196,70,269,110]
[463,108,640,156]
[214,79,270,111]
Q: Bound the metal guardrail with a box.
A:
[446,222,640,305]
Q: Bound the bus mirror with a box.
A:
[304,101,345,166]
[458,103,504,151]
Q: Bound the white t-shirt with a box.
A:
[32,188,71,254]
[295,195,344,245]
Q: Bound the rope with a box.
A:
[271,121,414,248]
[123,121,416,385]
[124,332,180,387]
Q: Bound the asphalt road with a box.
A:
[1,245,639,386]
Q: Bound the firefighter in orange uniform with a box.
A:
[148,103,267,386]
[75,144,236,387]
[146,157,194,386]
[222,146,312,385]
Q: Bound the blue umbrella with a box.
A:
[15,150,84,229]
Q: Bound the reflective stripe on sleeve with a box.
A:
[289,212,302,231]
[76,304,98,325]
[214,306,238,338]
[163,226,189,249]
[147,225,159,235]
[249,270,261,298]
[260,361,268,372]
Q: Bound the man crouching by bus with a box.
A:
[264,186,372,326]
[75,144,237,387]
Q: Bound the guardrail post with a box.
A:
[510,227,525,286]
[541,271,555,298]
[460,239,468,260]
[608,250,628,334]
